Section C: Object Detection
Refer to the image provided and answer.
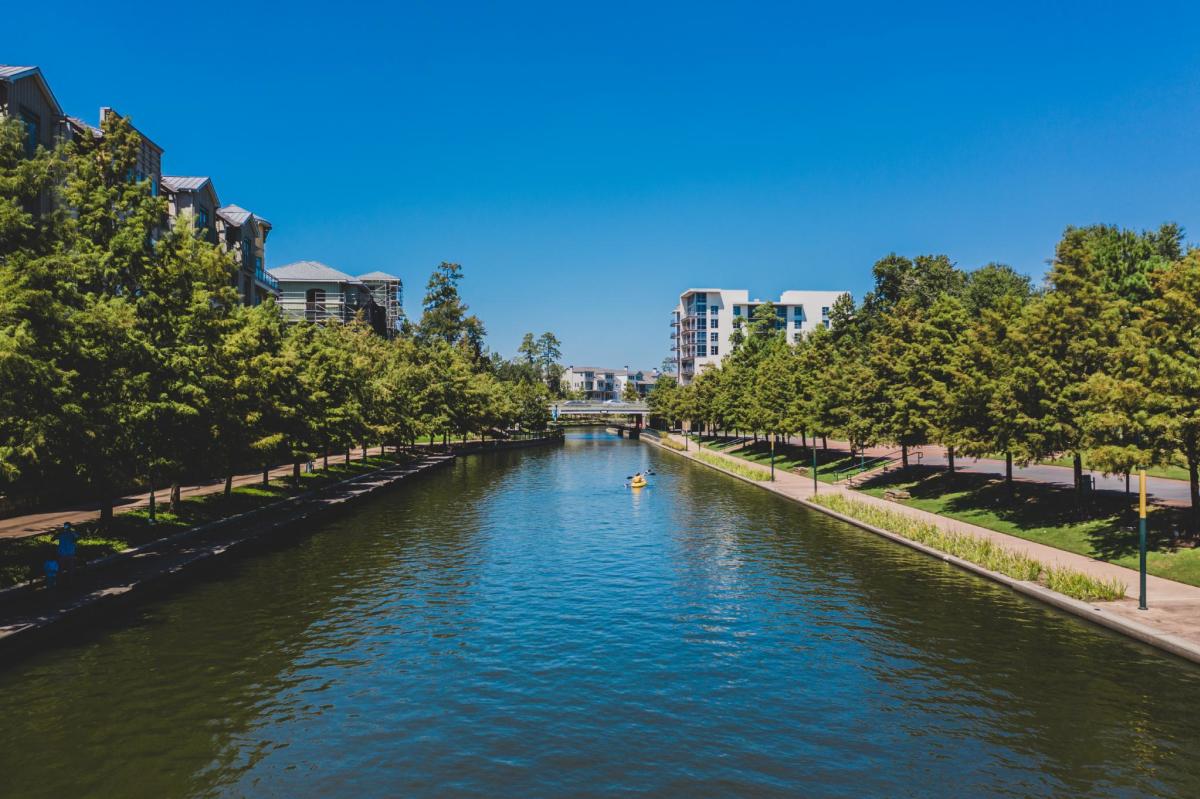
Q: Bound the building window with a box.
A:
[710,332,719,342]
[733,306,741,316]
[197,207,209,230]
[711,346,719,356]
[793,318,803,328]
[821,306,830,317]
[19,109,41,158]
[709,305,719,314]
[697,345,707,357]
[710,318,720,329]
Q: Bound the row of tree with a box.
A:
[0,116,554,521]
[649,226,1200,531]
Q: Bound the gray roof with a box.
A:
[0,65,63,116]
[161,175,211,192]
[358,270,400,281]
[217,204,253,227]
[0,66,37,80]
[269,261,359,284]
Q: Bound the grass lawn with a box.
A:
[858,466,1200,588]
[691,436,858,483]
[0,454,410,589]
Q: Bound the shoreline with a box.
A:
[641,431,1200,667]
[0,434,562,655]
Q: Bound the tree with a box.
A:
[1138,251,1200,532]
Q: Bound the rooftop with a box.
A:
[0,65,64,117]
[358,270,401,281]
[161,175,212,192]
[269,260,363,284]
[217,204,254,227]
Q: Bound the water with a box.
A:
[2,430,1199,798]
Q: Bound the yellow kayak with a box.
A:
[630,477,647,488]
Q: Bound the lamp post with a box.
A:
[812,447,818,495]
[1138,467,1148,610]
[770,437,776,481]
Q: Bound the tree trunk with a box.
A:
[169,482,182,513]
[362,443,368,462]
[1190,458,1200,538]
[947,445,955,474]
[901,444,909,469]
[345,448,351,464]
[262,464,269,487]
[323,446,329,469]
[1073,452,1084,511]
[1005,451,1013,498]
[293,461,301,487]
[99,489,114,526]
[224,474,233,497]
[822,435,828,451]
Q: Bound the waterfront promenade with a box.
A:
[650,432,1200,663]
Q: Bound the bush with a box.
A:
[693,449,772,481]
[811,493,1126,602]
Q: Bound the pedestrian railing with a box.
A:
[835,449,922,484]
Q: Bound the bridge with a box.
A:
[550,401,650,436]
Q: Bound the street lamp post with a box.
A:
[1139,467,1148,610]
[770,437,776,481]
[812,447,818,495]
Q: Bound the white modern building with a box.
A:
[671,288,848,384]
[562,366,660,401]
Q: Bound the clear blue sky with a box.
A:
[12,1,1200,368]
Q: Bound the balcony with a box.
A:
[255,266,279,293]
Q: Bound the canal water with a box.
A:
[2,431,1200,798]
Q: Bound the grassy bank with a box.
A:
[0,455,411,589]
[690,436,855,483]
[692,449,773,480]
[811,493,1126,602]
[857,466,1200,588]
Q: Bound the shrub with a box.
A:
[811,493,1126,602]
[693,449,772,481]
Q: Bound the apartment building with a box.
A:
[269,261,388,335]
[162,175,222,246]
[562,366,659,401]
[218,204,277,305]
[0,66,65,155]
[671,288,847,384]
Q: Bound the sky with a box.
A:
[10,1,1200,368]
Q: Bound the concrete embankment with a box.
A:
[641,431,1200,667]
[0,435,561,653]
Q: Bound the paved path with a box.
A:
[0,455,455,648]
[774,436,1195,506]
[0,447,400,540]
[655,432,1200,662]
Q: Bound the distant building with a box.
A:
[357,271,403,337]
[269,260,386,334]
[671,288,847,384]
[562,366,659,401]
[218,204,277,305]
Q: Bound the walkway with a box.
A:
[0,455,455,648]
[779,436,1195,506]
[0,446,400,540]
[655,432,1200,662]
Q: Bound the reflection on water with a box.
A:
[1,430,1199,798]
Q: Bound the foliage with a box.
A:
[810,493,1126,601]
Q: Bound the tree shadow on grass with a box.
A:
[860,465,1184,561]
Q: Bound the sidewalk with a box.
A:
[777,436,1194,506]
[656,432,1200,663]
[0,447,392,540]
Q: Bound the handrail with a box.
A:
[835,449,923,483]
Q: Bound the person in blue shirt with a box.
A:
[52,522,81,573]
[44,557,59,588]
